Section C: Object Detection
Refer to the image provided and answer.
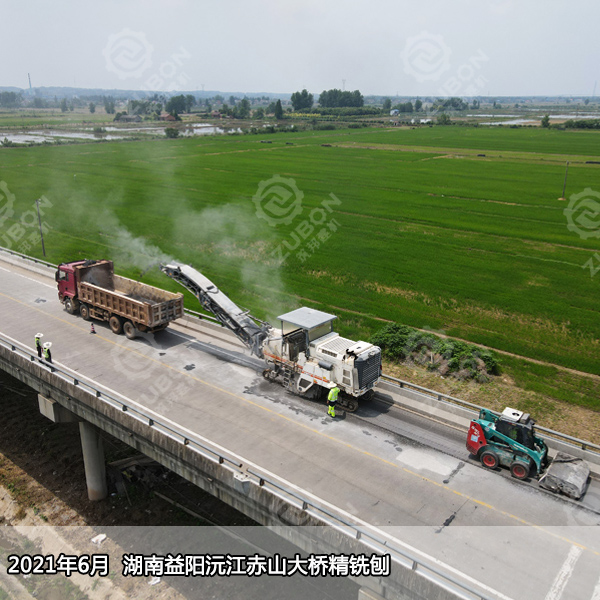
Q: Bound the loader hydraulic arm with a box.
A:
[161,263,269,357]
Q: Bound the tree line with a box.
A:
[290,88,364,110]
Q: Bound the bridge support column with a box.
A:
[79,421,108,501]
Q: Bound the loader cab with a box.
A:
[495,407,536,450]
[278,307,337,361]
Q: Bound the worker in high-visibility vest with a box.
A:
[327,385,339,417]
[35,333,43,358]
[42,342,52,363]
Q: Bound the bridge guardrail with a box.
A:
[0,331,496,600]
[381,374,600,459]
[2,245,599,460]
[0,246,56,269]
[2,245,599,461]
[0,334,243,470]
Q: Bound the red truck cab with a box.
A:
[56,260,86,301]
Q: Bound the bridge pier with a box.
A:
[78,421,108,501]
[38,394,107,501]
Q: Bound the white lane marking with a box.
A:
[544,546,582,600]
[591,574,600,600]
[0,266,54,289]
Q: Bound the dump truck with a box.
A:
[161,262,382,411]
[56,260,184,338]
[467,407,590,499]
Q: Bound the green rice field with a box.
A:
[1,125,599,409]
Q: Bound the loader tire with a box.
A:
[109,315,123,335]
[123,321,137,340]
[510,461,530,480]
[80,303,91,321]
[480,450,499,470]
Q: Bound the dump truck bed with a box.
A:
[74,261,184,327]
[78,279,183,327]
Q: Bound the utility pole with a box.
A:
[342,79,346,91]
[35,199,46,257]
[561,161,570,200]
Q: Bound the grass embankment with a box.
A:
[0,125,599,431]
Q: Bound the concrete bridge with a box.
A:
[1,249,599,600]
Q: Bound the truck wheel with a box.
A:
[80,304,91,321]
[480,450,499,470]
[510,461,530,480]
[123,321,137,340]
[64,298,76,315]
[109,316,123,335]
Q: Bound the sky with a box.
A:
[2,0,599,97]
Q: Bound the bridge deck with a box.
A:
[0,256,599,600]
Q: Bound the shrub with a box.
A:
[371,322,500,381]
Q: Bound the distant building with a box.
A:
[211,110,222,118]
[420,118,432,124]
[390,109,399,116]
[160,112,177,122]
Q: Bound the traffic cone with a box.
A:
[90,324,96,334]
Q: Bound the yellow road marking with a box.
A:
[0,287,597,556]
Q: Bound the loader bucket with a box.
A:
[538,451,590,500]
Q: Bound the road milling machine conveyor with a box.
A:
[161,263,381,411]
